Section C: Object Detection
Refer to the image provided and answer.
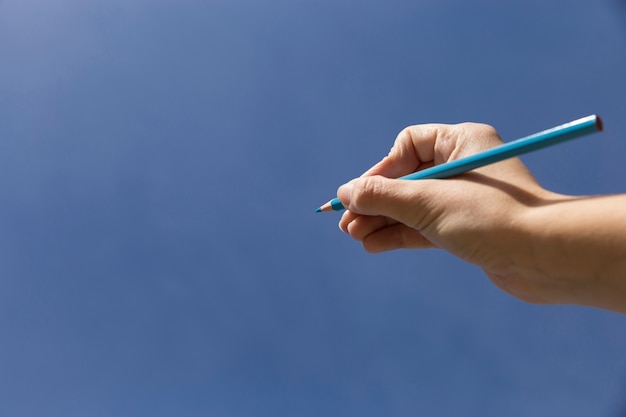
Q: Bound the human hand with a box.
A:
[337,122,626,312]
[338,122,548,259]
[337,122,626,310]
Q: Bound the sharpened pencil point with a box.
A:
[315,201,334,213]
[315,198,346,213]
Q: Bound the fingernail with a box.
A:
[337,182,353,208]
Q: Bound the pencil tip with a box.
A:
[315,201,333,213]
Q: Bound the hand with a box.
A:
[337,123,626,313]
[338,122,546,259]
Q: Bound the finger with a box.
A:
[344,215,397,241]
[338,210,359,233]
[337,175,439,226]
[361,223,436,253]
[362,123,504,179]
[339,211,435,253]
[362,124,441,178]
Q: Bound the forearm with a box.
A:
[515,193,626,313]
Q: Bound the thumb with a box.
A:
[338,175,436,225]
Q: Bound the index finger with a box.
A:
[362,123,504,179]
[361,124,447,179]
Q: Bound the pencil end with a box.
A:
[595,115,604,132]
[314,206,323,213]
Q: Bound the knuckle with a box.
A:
[351,176,382,213]
[392,124,437,152]
[460,122,500,141]
[449,122,502,154]
[388,126,415,157]
[475,123,500,141]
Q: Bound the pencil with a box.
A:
[316,114,603,213]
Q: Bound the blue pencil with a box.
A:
[316,114,603,213]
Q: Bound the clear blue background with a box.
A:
[1,0,626,416]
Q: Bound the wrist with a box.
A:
[512,193,626,312]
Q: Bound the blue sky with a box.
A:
[1,0,626,416]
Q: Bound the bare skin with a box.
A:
[337,123,626,314]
